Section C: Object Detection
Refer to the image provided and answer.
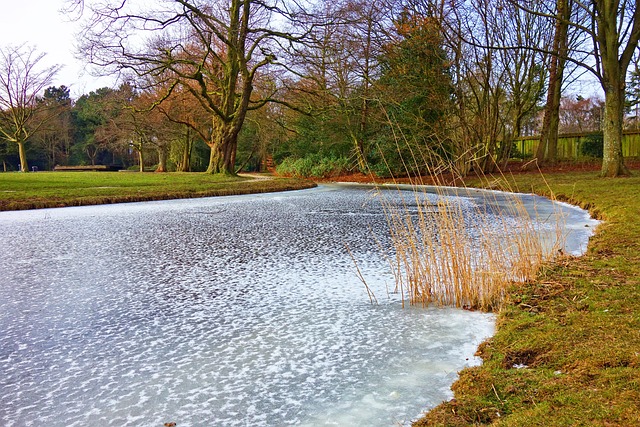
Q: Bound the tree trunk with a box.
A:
[87,146,97,166]
[178,127,192,172]
[482,93,501,174]
[499,133,514,170]
[546,84,562,163]
[355,96,368,171]
[155,146,168,172]
[596,0,633,177]
[49,138,56,171]
[206,120,239,175]
[534,0,568,167]
[207,144,223,174]
[355,15,373,172]
[206,139,237,174]
[601,84,629,176]
[536,59,560,164]
[17,141,29,172]
[138,149,144,173]
[180,144,191,172]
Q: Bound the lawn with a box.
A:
[0,172,315,210]
[414,170,640,426]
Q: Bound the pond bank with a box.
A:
[0,172,315,211]
[410,171,640,426]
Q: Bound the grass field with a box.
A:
[0,172,315,211]
[414,171,640,426]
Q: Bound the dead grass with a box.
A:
[371,171,563,311]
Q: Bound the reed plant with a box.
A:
[367,118,565,311]
[375,180,560,311]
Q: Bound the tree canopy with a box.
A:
[2,0,638,177]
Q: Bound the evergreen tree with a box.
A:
[374,12,453,175]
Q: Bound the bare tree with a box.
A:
[401,0,549,174]
[75,0,312,175]
[340,0,395,169]
[422,0,638,176]
[148,81,215,171]
[591,0,640,176]
[274,0,395,171]
[559,95,604,133]
[531,0,571,166]
[492,1,550,167]
[510,0,640,176]
[0,45,61,172]
[443,0,513,173]
[95,84,153,172]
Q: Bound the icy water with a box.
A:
[0,184,596,427]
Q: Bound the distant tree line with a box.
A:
[2,0,639,177]
[0,81,213,172]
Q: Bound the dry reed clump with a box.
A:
[374,176,564,312]
[358,106,566,311]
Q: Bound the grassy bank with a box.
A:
[0,172,315,211]
[414,171,640,426]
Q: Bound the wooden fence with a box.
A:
[514,130,640,159]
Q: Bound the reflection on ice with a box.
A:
[0,184,595,426]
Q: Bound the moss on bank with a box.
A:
[414,172,640,426]
[0,172,315,211]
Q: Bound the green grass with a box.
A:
[0,172,315,210]
[414,171,640,426]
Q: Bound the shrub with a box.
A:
[276,154,351,178]
[275,157,296,176]
[368,161,394,178]
[580,132,604,158]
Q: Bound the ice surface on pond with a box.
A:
[0,184,595,426]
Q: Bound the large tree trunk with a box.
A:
[207,144,222,174]
[601,83,629,177]
[596,0,633,177]
[206,84,246,174]
[206,124,238,175]
[206,141,237,174]
[17,140,29,172]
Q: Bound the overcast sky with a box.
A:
[0,0,115,98]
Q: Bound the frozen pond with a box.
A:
[0,184,596,426]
